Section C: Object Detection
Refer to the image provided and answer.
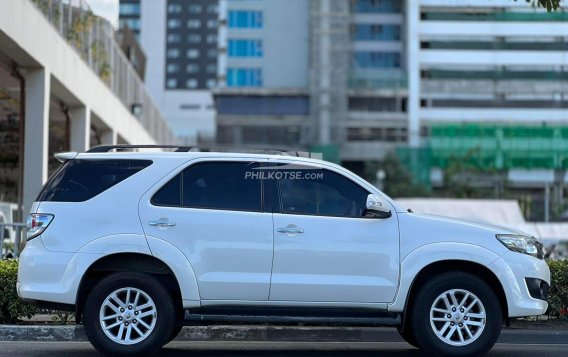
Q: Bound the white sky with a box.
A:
[85,0,119,27]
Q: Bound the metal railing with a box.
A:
[29,0,176,144]
[1,223,26,259]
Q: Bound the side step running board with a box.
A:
[184,311,401,326]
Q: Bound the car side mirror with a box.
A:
[365,193,392,219]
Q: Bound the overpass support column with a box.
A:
[70,106,91,152]
[23,68,50,215]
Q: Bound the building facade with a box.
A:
[119,0,217,143]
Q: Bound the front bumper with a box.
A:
[489,250,550,318]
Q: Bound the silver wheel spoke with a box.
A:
[110,294,125,309]
[430,289,486,347]
[458,292,470,309]
[465,320,484,327]
[432,317,451,322]
[467,312,486,319]
[432,307,450,314]
[449,292,459,308]
[439,321,451,336]
[137,309,156,318]
[137,318,151,329]
[99,287,157,346]
[104,320,122,330]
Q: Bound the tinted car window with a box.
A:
[37,159,152,202]
[151,161,262,211]
[278,167,369,218]
[151,174,182,206]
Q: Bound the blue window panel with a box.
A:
[353,24,400,41]
[228,39,263,57]
[217,96,309,116]
[353,52,400,68]
[355,0,401,13]
[227,68,263,87]
[228,10,263,28]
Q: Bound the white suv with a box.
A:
[17,145,549,356]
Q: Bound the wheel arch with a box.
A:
[76,253,184,323]
[399,259,508,333]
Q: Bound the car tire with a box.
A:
[165,324,183,345]
[397,325,420,348]
[83,272,176,356]
[410,271,502,357]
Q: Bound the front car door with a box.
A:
[268,160,400,303]
[139,158,274,301]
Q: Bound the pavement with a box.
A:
[1,325,567,356]
[2,325,568,345]
[1,340,568,356]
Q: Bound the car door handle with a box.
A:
[149,220,176,228]
[277,227,304,234]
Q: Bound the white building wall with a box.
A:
[221,0,309,89]
[405,0,568,146]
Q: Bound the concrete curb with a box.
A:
[1,325,568,344]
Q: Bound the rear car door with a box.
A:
[268,161,400,303]
[139,158,274,301]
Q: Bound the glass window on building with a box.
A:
[207,4,219,14]
[167,3,182,14]
[207,19,218,28]
[119,3,140,16]
[188,4,202,13]
[166,63,180,73]
[167,19,181,29]
[166,78,178,88]
[187,19,201,29]
[228,10,263,28]
[120,18,140,31]
[188,34,202,43]
[186,78,199,88]
[206,64,217,73]
[354,0,401,13]
[167,33,181,43]
[353,51,400,68]
[207,49,218,58]
[353,24,400,41]
[187,64,200,73]
[167,48,180,58]
[227,68,263,87]
[187,49,200,58]
[206,79,217,89]
[228,39,263,57]
[206,34,218,44]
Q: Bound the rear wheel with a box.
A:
[410,272,502,356]
[83,272,176,356]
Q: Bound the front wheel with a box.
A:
[83,272,176,356]
[410,272,502,356]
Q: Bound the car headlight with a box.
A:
[496,234,544,259]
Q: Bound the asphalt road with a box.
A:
[1,341,567,356]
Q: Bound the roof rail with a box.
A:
[87,145,192,153]
[86,145,313,158]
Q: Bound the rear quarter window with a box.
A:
[36,159,152,202]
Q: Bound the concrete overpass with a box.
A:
[0,0,175,216]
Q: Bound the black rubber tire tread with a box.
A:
[165,324,183,345]
[410,271,502,357]
[83,272,176,356]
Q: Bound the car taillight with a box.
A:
[26,213,54,240]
